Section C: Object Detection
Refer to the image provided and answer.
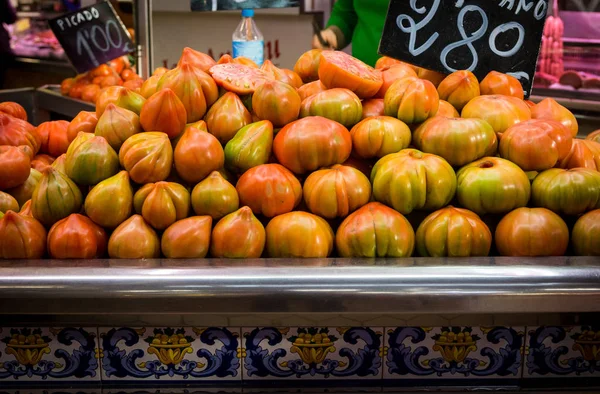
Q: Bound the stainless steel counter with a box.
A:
[1,257,599,316]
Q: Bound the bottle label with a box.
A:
[232,40,264,67]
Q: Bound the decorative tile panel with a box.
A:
[0,327,99,381]
[525,325,600,378]
[384,326,525,380]
[242,327,383,380]
[99,327,241,381]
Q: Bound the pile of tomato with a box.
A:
[1,47,600,259]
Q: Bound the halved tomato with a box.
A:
[318,51,383,99]
[209,63,272,95]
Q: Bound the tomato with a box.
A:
[461,94,531,138]
[231,56,260,68]
[336,202,415,257]
[572,209,600,256]
[61,78,75,96]
[119,132,173,184]
[480,71,524,99]
[531,168,600,215]
[81,84,101,103]
[95,86,146,117]
[361,98,385,119]
[47,214,107,259]
[108,57,129,74]
[587,130,600,143]
[123,78,144,92]
[153,67,169,77]
[0,211,46,258]
[65,133,120,186]
[384,77,439,124]
[162,216,212,258]
[19,200,32,217]
[499,119,573,171]
[209,63,272,95]
[318,50,383,99]
[133,182,190,230]
[495,207,568,256]
[174,123,224,184]
[140,75,161,99]
[559,139,600,170]
[456,157,530,215]
[436,100,459,117]
[191,171,239,220]
[375,56,416,70]
[85,171,132,229]
[303,164,371,219]
[294,49,322,83]
[36,120,70,157]
[531,98,578,137]
[6,168,41,207]
[31,167,82,227]
[99,75,124,89]
[273,116,352,174]
[67,111,98,142]
[436,70,480,112]
[140,89,186,139]
[350,116,411,159]
[236,163,301,217]
[0,113,40,157]
[92,64,113,78]
[261,60,303,88]
[51,154,66,173]
[300,88,362,128]
[108,215,160,258]
[297,80,327,101]
[210,206,266,258]
[371,149,456,214]
[205,92,252,144]
[376,64,418,98]
[96,104,141,151]
[177,47,217,73]
[0,146,30,190]
[68,82,87,99]
[30,154,53,172]
[413,117,497,167]
[0,191,18,213]
[158,64,219,121]
[224,120,273,174]
[416,67,445,87]
[0,102,27,121]
[265,211,334,258]
[253,80,301,127]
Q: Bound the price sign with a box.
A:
[49,1,134,73]
[378,0,549,96]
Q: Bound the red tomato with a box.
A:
[0,211,46,258]
[0,113,40,156]
[376,64,418,98]
[0,146,30,190]
[162,216,213,258]
[480,71,524,99]
[36,120,70,157]
[361,98,385,119]
[210,207,265,258]
[559,139,600,170]
[318,50,383,99]
[81,84,101,103]
[0,102,27,121]
[47,214,107,258]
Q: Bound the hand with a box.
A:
[312,29,338,50]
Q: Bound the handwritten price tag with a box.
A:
[379,0,549,96]
[49,1,134,74]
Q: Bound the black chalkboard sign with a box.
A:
[49,1,134,74]
[378,0,549,96]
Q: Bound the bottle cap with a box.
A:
[242,8,254,17]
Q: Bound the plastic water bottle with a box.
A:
[232,9,264,67]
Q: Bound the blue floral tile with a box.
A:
[99,327,241,381]
[384,326,525,380]
[0,327,99,381]
[242,327,383,380]
[525,325,600,378]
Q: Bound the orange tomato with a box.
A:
[91,64,113,77]
[119,132,173,184]
[140,89,187,139]
[559,139,600,171]
[350,116,411,159]
[294,49,322,83]
[480,71,524,99]
[265,211,334,258]
[177,47,217,73]
[123,78,144,92]
[376,64,418,98]
[162,216,213,258]
[205,92,252,144]
[174,122,224,184]
[0,146,31,189]
[436,100,459,117]
[210,206,265,258]
[587,129,600,143]
[95,86,146,117]
[0,113,40,157]
[108,57,129,74]
[531,97,578,137]
[61,78,75,95]
[318,50,383,98]
[47,214,107,258]
[133,182,190,231]
[67,111,98,142]
[0,211,46,258]
[361,98,385,119]
[81,84,101,103]
[261,60,302,88]
[30,154,54,172]
[36,120,70,157]
[416,67,445,87]
[297,80,327,101]
[191,171,239,220]
[0,191,18,213]
[384,77,439,124]
[0,102,27,121]
[572,209,600,256]
[108,215,160,258]
[437,70,480,112]
[461,94,531,138]
[253,80,301,127]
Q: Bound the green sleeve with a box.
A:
[326,0,358,48]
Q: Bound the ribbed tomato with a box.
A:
[462,95,531,138]
[265,211,334,258]
[0,145,30,190]
[0,191,18,213]
[588,130,600,143]
[371,149,456,214]
[273,116,352,174]
[495,207,568,256]
[413,117,497,167]
[31,167,82,227]
[133,182,190,230]
[559,139,600,170]
[224,120,273,174]
[0,113,40,157]
[303,164,371,219]
[177,47,217,73]
[140,89,186,139]
[336,202,415,257]
[318,50,383,98]
[36,120,70,157]
[294,49,322,83]
[532,98,578,137]
[300,88,362,128]
[0,211,46,258]
[108,215,160,258]
[210,206,265,258]
[350,116,411,159]
[436,100,459,117]
[261,60,303,88]
[174,123,224,184]
[95,86,146,117]
[384,77,439,124]
[119,132,173,184]
[95,104,141,151]
[65,133,120,186]
[162,216,212,258]
[532,168,600,215]
[205,92,252,144]
[191,171,239,220]
[0,102,27,121]
[376,64,418,98]
[236,163,301,217]
[572,209,600,256]
[85,171,133,229]
[253,80,301,127]
[499,119,573,171]
[415,206,491,257]
[480,71,524,99]
[47,214,107,259]
[361,99,385,119]
[140,75,161,99]
[67,111,98,142]
[456,157,530,215]
[437,70,480,112]
[297,80,327,101]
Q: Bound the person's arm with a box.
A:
[313,0,358,50]
[1,0,17,24]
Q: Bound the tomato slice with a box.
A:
[209,63,272,95]
[318,51,383,99]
